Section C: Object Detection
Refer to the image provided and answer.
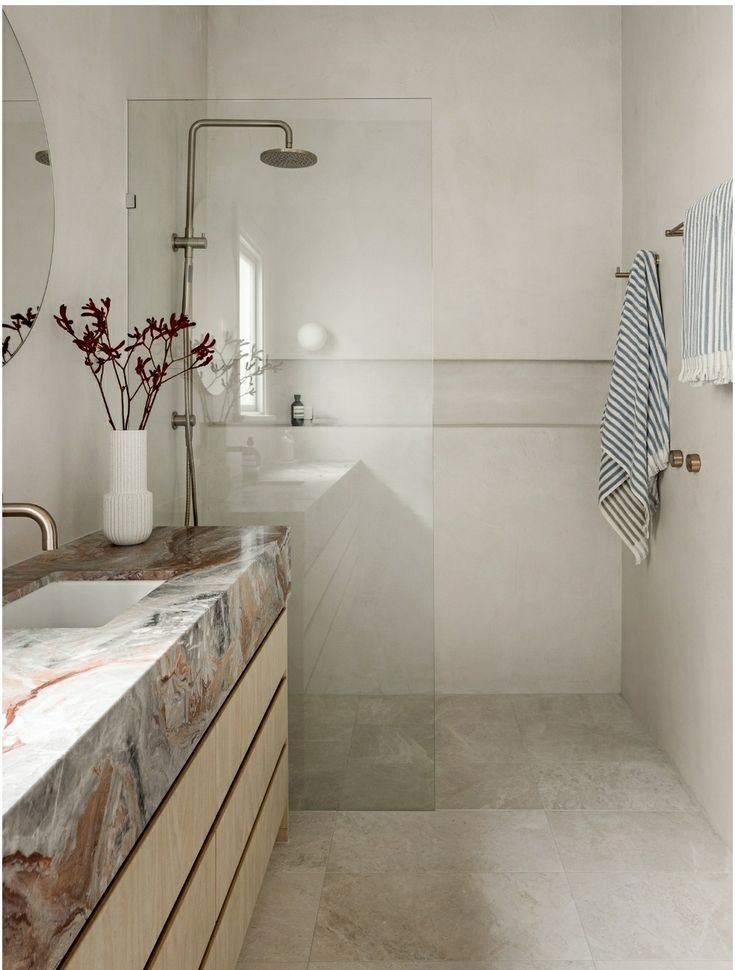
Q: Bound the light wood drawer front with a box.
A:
[203,753,289,970]
[216,612,287,804]
[216,680,287,911]
[145,835,216,970]
[63,729,218,970]
[62,610,287,970]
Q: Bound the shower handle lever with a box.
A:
[172,233,207,252]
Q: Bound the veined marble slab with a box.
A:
[2,526,290,970]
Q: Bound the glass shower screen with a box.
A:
[128,98,434,810]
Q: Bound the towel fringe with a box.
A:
[679,350,732,386]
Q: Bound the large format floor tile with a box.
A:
[235,951,308,970]
[436,759,543,809]
[241,869,325,961]
[309,964,595,970]
[311,871,592,960]
[289,768,345,810]
[327,810,562,873]
[548,810,732,872]
[518,719,665,764]
[437,718,529,763]
[268,812,337,872]
[435,693,518,728]
[355,694,435,725]
[534,761,698,810]
[262,692,732,966]
[339,761,434,810]
[595,964,732,970]
[568,871,732,959]
[512,694,647,731]
[289,738,352,772]
[348,721,434,765]
[288,695,358,741]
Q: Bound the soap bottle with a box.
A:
[241,436,261,483]
[278,429,296,463]
[291,394,305,427]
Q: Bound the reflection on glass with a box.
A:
[2,13,54,365]
[238,234,264,414]
[128,99,433,810]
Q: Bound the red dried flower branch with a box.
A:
[3,307,38,363]
[54,297,215,430]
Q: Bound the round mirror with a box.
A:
[2,13,53,365]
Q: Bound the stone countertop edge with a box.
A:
[2,525,290,970]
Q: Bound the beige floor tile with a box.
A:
[327,810,562,873]
[512,695,645,733]
[356,695,435,724]
[437,719,529,764]
[237,963,305,970]
[592,964,678,970]
[596,964,732,970]
[518,720,664,764]
[339,761,434,810]
[437,760,543,809]
[348,722,434,765]
[268,812,337,871]
[548,811,732,873]
[288,695,358,741]
[289,738,352,772]
[534,762,698,811]
[597,960,732,970]
[311,871,592,960]
[436,693,519,728]
[240,869,325,961]
[289,769,345,810]
[309,963,596,970]
[568,871,732,959]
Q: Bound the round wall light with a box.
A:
[297,323,328,352]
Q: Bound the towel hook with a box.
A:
[665,222,684,237]
[669,449,684,467]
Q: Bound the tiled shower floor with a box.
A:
[241,694,732,963]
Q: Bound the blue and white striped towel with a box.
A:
[599,250,670,564]
[680,178,732,385]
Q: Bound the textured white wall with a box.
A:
[620,6,733,843]
[3,7,624,699]
[2,6,207,565]
[204,5,624,693]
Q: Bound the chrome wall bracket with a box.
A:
[172,233,207,252]
[172,411,197,430]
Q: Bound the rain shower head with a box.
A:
[260,147,318,169]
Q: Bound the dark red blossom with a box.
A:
[55,296,215,430]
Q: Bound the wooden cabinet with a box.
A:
[62,611,288,970]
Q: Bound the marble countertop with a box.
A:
[2,526,290,970]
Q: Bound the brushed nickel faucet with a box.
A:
[3,503,58,551]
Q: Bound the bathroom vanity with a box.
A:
[2,526,290,970]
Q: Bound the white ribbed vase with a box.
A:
[103,430,153,546]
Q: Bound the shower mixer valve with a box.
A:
[171,411,197,430]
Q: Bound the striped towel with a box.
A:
[680,178,732,385]
[599,251,670,564]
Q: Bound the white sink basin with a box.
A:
[3,580,164,630]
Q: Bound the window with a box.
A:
[238,234,265,414]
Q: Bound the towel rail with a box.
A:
[665,222,684,237]
[614,255,660,279]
